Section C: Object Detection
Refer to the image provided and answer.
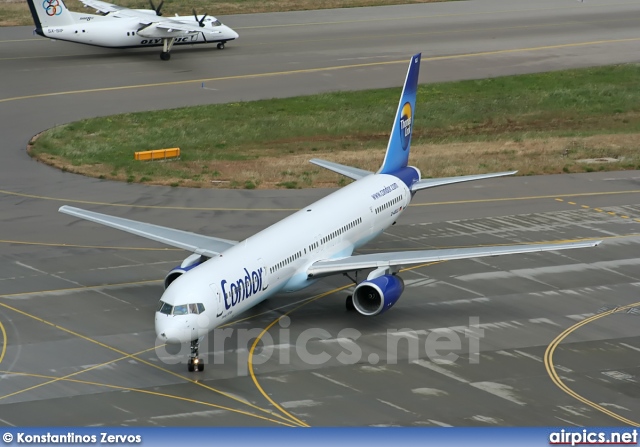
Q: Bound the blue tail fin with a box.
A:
[378,53,421,174]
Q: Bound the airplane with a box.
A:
[26,0,239,60]
[59,54,601,372]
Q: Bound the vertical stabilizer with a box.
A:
[27,0,75,33]
[378,53,421,174]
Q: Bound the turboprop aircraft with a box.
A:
[59,54,601,371]
[27,0,238,60]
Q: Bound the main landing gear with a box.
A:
[344,271,358,312]
[159,37,175,61]
[187,338,204,372]
[346,295,355,312]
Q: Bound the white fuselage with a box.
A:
[40,11,237,48]
[155,174,413,343]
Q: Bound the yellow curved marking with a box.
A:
[234,1,637,29]
[411,189,640,207]
[0,344,151,401]
[3,188,640,212]
[0,189,297,211]
[0,0,634,43]
[3,37,640,103]
[248,286,354,428]
[247,261,444,427]
[0,370,296,427]
[0,239,179,251]
[241,17,640,49]
[0,319,6,367]
[0,38,47,43]
[0,299,300,427]
[2,13,637,62]
[0,279,162,300]
[544,302,640,427]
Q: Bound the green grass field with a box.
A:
[30,64,640,188]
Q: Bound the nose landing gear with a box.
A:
[187,338,204,372]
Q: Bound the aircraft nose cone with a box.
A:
[227,27,239,39]
[155,313,191,344]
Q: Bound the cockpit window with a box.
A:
[164,302,204,316]
[157,301,173,315]
[173,304,188,316]
[211,20,221,26]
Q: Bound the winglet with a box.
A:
[378,53,421,174]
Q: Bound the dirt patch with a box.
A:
[29,133,640,189]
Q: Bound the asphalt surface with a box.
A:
[1,0,640,427]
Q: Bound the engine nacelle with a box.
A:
[164,253,208,289]
[353,274,404,316]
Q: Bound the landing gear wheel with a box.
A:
[188,339,203,372]
[160,51,171,61]
[346,294,355,312]
[217,42,225,49]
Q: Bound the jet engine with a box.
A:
[164,253,208,289]
[352,274,404,316]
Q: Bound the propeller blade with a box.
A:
[192,8,207,27]
[149,0,162,16]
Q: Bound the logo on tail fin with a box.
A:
[400,102,412,151]
[43,0,63,16]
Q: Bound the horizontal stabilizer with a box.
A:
[59,205,238,257]
[307,240,601,278]
[411,171,517,192]
[310,159,373,181]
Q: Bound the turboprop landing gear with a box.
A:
[187,339,204,372]
[160,37,175,61]
[217,42,225,49]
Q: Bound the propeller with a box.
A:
[149,0,163,16]
[192,8,207,27]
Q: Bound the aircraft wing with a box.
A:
[306,240,601,278]
[59,205,238,257]
[310,159,373,181]
[79,0,214,33]
[410,171,518,192]
[80,0,130,15]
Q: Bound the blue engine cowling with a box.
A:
[353,274,405,316]
[164,253,208,289]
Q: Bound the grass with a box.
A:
[29,64,640,188]
[0,0,448,26]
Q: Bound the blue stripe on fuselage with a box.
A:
[386,166,420,189]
